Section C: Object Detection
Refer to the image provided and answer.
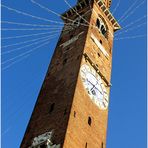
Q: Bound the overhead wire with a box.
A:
[119,0,146,24]
[2,35,58,55]
[111,0,120,15]
[2,38,55,65]
[30,0,90,27]
[115,22,146,36]
[1,4,65,25]
[1,30,64,40]
[118,0,139,22]
[1,20,73,28]
[114,34,146,40]
[63,0,91,25]
[1,21,53,27]
[118,15,147,30]
[1,27,66,31]
[2,34,60,48]
[2,55,30,71]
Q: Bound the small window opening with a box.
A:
[101,25,106,35]
[80,18,84,24]
[85,142,88,148]
[98,53,101,57]
[74,20,79,26]
[70,35,74,39]
[85,0,90,5]
[81,2,85,7]
[74,111,76,117]
[96,19,100,29]
[79,12,83,15]
[64,108,67,115]
[100,40,102,44]
[88,116,92,126]
[77,55,81,60]
[49,103,55,113]
[98,1,102,6]
[76,5,81,11]
[63,59,68,65]
[65,47,70,51]
[101,142,104,148]
[40,143,46,148]
[110,48,112,53]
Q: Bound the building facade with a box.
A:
[21,0,120,147]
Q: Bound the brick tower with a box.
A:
[21,0,120,147]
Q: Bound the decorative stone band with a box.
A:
[60,31,84,48]
[90,33,109,58]
[28,131,61,148]
[83,53,112,87]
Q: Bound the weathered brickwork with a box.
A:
[21,0,120,148]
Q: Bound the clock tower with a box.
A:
[21,0,120,148]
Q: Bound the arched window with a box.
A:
[96,16,108,38]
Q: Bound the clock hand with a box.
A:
[86,79,104,95]
[93,82,104,95]
[86,79,96,92]
[86,79,95,87]
[91,85,95,91]
[86,79,101,92]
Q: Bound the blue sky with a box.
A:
[1,0,147,148]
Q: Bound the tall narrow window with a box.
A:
[85,142,87,148]
[101,142,104,148]
[98,52,101,57]
[63,59,68,65]
[64,108,67,115]
[100,39,102,44]
[96,19,100,29]
[88,116,92,126]
[49,103,55,113]
[74,111,76,117]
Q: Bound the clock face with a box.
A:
[80,64,109,110]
